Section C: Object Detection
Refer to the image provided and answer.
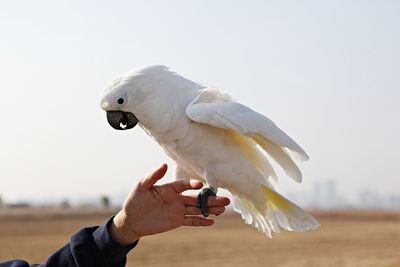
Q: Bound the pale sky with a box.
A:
[0,0,399,204]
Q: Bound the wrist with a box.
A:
[110,211,140,245]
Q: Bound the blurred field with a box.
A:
[1,208,400,267]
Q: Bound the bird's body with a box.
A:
[100,65,319,237]
[164,121,266,203]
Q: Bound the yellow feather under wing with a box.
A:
[229,131,277,183]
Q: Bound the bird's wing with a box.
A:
[186,88,309,182]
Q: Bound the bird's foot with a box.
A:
[197,187,217,217]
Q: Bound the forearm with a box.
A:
[0,217,138,267]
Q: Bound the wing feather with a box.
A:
[252,135,302,182]
[186,89,309,182]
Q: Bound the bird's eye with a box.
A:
[117,98,124,105]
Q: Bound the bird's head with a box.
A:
[99,74,139,130]
[99,65,171,130]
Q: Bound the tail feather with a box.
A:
[232,184,320,237]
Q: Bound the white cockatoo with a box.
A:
[100,65,319,237]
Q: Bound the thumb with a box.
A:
[139,164,168,190]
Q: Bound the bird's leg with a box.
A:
[197,186,218,217]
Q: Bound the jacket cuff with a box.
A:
[93,216,139,262]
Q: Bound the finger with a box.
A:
[183,216,214,226]
[208,196,230,207]
[139,164,168,190]
[185,206,226,215]
[182,195,231,207]
[170,179,203,193]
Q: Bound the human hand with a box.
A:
[110,164,230,245]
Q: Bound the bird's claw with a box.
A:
[197,187,217,217]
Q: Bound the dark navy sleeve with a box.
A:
[0,217,138,267]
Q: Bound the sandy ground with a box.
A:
[0,209,399,267]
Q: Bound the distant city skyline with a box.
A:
[287,179,400,210]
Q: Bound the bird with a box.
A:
[99,65,319,237]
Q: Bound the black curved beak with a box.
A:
[106,111,138,130]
